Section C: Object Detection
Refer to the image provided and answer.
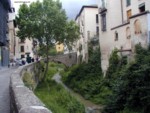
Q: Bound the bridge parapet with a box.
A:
[10,64,52,113]
[49,52,77,67]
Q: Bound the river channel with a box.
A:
[52,73,103,113]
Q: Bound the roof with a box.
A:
[75,5,98,20]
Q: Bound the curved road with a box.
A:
[0,67,17,113]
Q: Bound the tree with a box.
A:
[64,20,80,51]
[16,0,79,81]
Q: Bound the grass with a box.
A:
[34,62,85,113]
[35,81,85,113]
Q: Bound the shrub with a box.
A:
[62,47,110,104]
[103,44,150,113]
[35,80,85,113]
[23,72,36,90]
[35,62,85,113]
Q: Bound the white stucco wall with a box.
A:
[8,10,16,60]
[15,29,34,59]
[130,14,148,50]
[147,13,150,44]
[98,0,150,74]
[122,0,150,23]
[99,0,123,72]
[76,6,98,62]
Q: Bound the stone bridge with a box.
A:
[49,52,77,67]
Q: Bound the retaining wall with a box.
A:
[10,63,52,113]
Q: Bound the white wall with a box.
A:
[122,0,150,23]
[15,29,34,59]
[75,6,98,62]
[148,13,150,44]
[98,0,150,74]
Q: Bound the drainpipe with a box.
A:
[13,29,16,56]
[121,0,124,23]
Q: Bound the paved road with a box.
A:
[0,67,17,113]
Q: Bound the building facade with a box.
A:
[0,0,11,66]
[14,35,34,59]
[10,0,34,60]
[75,5,99,63]
[98,0,150,74]
[8,4,16,62]
[56,43,64,53]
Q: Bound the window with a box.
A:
[96,14,99,23]
[101,13,106,31]
[13,20,17,28]
[127,9,132,21]
[96,27,99,36]
[21,55,25,58]
[87,31,90,39]
[11,7,15,13]
[81,20,84,26]
[115,31,118,41]
[139,3,145,13]
[134,19,142,34]
[20,46,24,52]
[126,27,131,39]
[126,0,131,6]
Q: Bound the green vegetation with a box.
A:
[62,47,110,104]
[34,62,85,113]
[23,72,36,90]
[61,47,125,105]
[62,44,150,113]
[35,81,85,113]
[103,44,150,113]
[24,44,150,113]
[17,0,79,80]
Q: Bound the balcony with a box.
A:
[99,7,107,14]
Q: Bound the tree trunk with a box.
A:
[42,40,49,82]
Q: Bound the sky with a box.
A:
[60,0,97,19]
[12,0,97,20]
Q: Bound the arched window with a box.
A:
[134,19,142,34]
[126,27,131,39]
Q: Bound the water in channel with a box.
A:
[52,73,103,113]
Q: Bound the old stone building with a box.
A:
[98,0,150,74]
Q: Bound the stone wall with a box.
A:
[49,52,77,67]
[10,63,52,113]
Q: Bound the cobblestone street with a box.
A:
[0,67,17,113]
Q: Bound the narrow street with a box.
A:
[0,67,17,113]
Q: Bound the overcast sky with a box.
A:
[12,0,97,20]
[60,0,97,19]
